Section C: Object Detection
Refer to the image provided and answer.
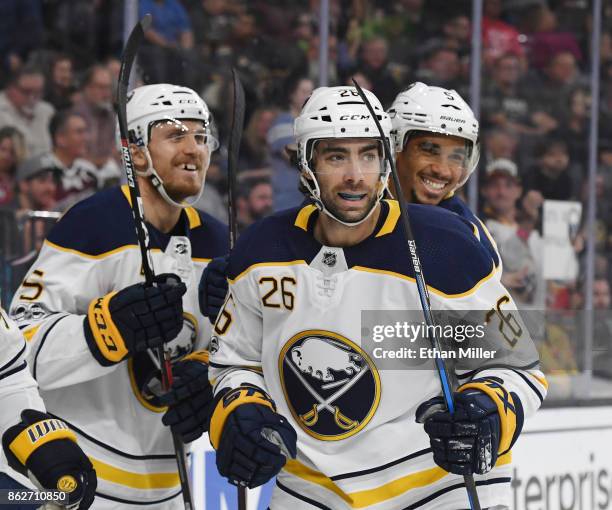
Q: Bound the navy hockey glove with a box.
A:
[198,256,229,322]
[416,390,503,475]
[209,386,297,488]
[2,410,97,509]
[84,273,186,366]
[160,351,215,443]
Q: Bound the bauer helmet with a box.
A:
[125,83,218,208]
[294,86,392,226]
[388,82,480,187]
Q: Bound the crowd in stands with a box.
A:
[2,0,612,396]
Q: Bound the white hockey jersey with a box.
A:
[9,186,228,508]
[0,305,45,439]
[210,200,547,510]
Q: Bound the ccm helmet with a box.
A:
[294,86,392,226]
[388,82,480,186]
[126,84,218,208]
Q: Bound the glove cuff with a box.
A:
[7,418,77,467]
[182,350,210,364]
[84,292,128,365]
[209,385,275,450]
[459,379,524,455]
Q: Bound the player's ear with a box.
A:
[130,144,147,171]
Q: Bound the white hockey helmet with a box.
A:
[388,82,480,186]
[125,83,218,208]
[294,86,392,226]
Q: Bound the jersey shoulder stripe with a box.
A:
[46,186,228,259]
[230,200,496,296]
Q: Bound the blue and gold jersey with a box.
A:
[211,200,546,510]
[9,186,228,508]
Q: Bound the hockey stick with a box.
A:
[116,14,194,510]
[352,79,482,510]
[227,68,247,510]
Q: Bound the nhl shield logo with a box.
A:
[279,330,380,441]
[322,251,337,267]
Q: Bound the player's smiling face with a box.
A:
[397,133,468,205]
[311,138,382,224]
[147,119,210,201]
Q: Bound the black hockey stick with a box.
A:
[116,14,194,510]
[228,68,246,251]
[227,68,247,510]
[352,79,482,510]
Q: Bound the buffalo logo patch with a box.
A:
[279,330,380,440]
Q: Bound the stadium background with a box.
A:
[1,0,612,508]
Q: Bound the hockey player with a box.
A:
[9,84,228,508]
[387,82,500,263]
[199,83,500,323]
[0,304,96,509]
[207,86,547,509]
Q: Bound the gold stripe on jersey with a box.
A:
[470,222,480,240]
[476,217,501,259]
[45,239,164,260]
[284,459,353,504]
[530,373,548,389]
[192,257,212,263]
[352,264,498,299]
[230,260,308,284]
[285,452,512,508]
[294,204,318,231]
[120,185,202,230]
[90,456,179,489]
[375,200,400,237]
[22,325,40,342]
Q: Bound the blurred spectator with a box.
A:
[48,110,98,211]
[481,53,534,133]
[557,86,590,170]
[482,0,526,70]
[44,53,76,111]
[522,5,582,71]
[305,34,339,86]
[528,51,587,132]
[414,45,461,90]
[236,175,274,233]
[482,127,519,168]
[481,158,545,307]
[354,37,400,107]
[0,127,25,207]
[268,74,313,211]
[525,137,575,200]
[0,65,55,157]
[188,0,240,50]
[239,106,277,170]
[71,65,120,184]
[0,0,44,88]
[14,153,57,212]
[138,0,198,88]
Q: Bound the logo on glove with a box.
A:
[279,330,380,441]
[57,475,77,493]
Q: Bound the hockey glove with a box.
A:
[160,351,215,443]
[198,256,229,322]
[209,386,297,488]
[84,273,186,366]
[416,390,503,475]
[2,410,97,509]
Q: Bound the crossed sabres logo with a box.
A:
[279,331,381,441]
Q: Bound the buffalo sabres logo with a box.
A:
[279,330,380,441]
[322,251,337,267]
